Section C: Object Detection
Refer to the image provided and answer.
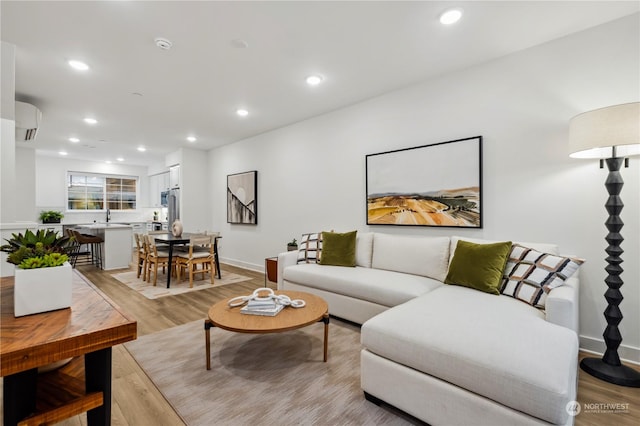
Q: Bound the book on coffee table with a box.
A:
[240,303,284,316]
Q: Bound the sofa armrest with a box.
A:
[277,250,298,289]
[545,275,579,334]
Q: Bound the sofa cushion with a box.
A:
[361,285,578,425]
[450,236,560,262]
[297,232,322,264]
[501,244,584,309]
[445,240,512,295]
[283,263,442,307]
[372,233,450,282]
[356,232,374,268]
[320,230,357,267]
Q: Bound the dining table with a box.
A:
[154,232,222,288]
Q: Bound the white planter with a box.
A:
[14,262,72,317]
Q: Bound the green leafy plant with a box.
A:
[39,210,64,223]
[288,238,297,247]
[1,229,73,269]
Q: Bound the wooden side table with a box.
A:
[265,257,278,286]
[1,272,137,425]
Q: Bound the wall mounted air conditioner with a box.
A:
[15,101,42,141]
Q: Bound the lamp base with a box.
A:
[580,357,640,387]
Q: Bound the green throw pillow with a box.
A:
[319,231,357,267]
[445,240,512,295]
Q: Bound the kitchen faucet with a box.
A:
[106,208,111,223]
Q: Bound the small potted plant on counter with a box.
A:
[1,229,74,317]
[39,210,64,224]
[287,238,298,251]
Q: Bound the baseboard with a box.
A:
[219,257,263,274]
[580,335,640,366]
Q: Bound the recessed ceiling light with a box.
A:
[84,117,97,125]
[155,37,173,50]
[306,75,324,86]
[59,151,68,156]
[117,157,124,162]
[137,146,146,152]
[440,8,463,25]
[105,160,112,164]
[69,137,80,143]
[187,136,197,142]
[236,109,249,117]
[68,60,89,71]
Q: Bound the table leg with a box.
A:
[322,313,330,362]
[3,368,37,425]
[214,238,221,279]
[85,347,112,426]
[205,319,212,370]
[166,243,174,288]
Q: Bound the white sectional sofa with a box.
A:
[277,232,580,426]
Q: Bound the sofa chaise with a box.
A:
[277,232,581,425]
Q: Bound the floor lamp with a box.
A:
[569,102,640,387]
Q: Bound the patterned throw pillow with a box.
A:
[297,233,323,264]
[500,244,584,309]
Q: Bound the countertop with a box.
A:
[76,223,133,229]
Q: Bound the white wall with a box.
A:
[34,155,152,223]
[1,42,16,223]
[180,148,210,233]
[209,15,640,362]
[15,147,36,220]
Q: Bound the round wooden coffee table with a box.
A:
[204,290,329,370]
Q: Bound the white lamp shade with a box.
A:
[569,102,640,159]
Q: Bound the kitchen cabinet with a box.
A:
[169,165,180,189]
[131,222,146,247]
[148,172,169,207]
[77,224,133,270]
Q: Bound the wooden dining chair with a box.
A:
[175,234,215,288]
[144,234,173,286]
[134,233,147,279]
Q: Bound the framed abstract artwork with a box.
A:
[227,170,258,224]
[366,136,482,228]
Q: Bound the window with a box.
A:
[67,173,137,210]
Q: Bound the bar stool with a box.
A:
[71,229,104,269]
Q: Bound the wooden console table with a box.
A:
[1,271,137,425]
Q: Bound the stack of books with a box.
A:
[240,298,284,316]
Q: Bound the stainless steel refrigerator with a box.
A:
[168,188,180,226]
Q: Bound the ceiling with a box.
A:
[2,1,638,167]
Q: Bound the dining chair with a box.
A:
[70,229,104,269]
[175,234,215,288]
[144,234,173,286]
[134,233,147,279]
[66,229,90,267]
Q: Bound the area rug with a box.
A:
[125,319,415,425]
[111,271,252,299]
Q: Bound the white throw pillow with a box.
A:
[356,232,374,268]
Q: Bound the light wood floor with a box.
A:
[8,260,640,425]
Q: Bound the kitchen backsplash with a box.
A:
[35,207,168,224]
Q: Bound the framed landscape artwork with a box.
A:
[366,136,482,228]
[227,170,258,224]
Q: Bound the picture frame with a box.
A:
[227,170,258,224]
[366,136,482,228]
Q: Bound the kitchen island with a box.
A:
[77,224,132,270]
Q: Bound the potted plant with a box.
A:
[1,229,74,317]
[287,238,298,251]
[39,210,64,224]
